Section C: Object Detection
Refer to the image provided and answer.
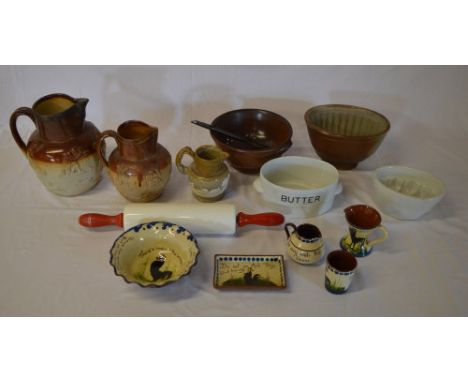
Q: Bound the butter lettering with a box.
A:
[281,195,321,204]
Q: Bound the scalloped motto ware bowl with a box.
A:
[304,104,390,170]
[110,221,200,287]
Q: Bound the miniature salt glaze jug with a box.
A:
[340,204,388,257]
[9,93,102,196]
[284,223,324,264]
[176,145,230,202]
[97,120,172,202]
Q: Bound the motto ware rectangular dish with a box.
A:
[213,254,287,290]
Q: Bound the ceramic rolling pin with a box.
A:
[79,203,284,235]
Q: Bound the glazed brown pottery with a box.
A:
[304,104,390,170]
[97,120,172,202]
[176,145,230,202]
[9,93,102,196]
[344,204,383,230]
[340,204,388,257]
[325,250,358,294]
[284,223,324,265]
[210,109,292,174]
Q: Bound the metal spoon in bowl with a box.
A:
[191,120,269,149]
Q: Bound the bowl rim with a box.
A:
[373,165,445,201]
[109,221,200,288]
[304,104,390,139]
[259,156,340,193]
[212,135,293,156]
[210,108,293,152]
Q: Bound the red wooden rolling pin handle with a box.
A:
[79,213,124,228]
[236,212,284,227]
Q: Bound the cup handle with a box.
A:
[335,182,343,195]
[253,177,263,193]
[97,130,119,168]
[284,222,297,239]
[9,107,36,155]
[368,225,388,247]
[175,146,195,175]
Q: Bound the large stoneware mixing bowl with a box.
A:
[304,104,390,170]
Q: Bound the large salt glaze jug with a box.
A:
[9,93,102,196]
[97,120,172,202]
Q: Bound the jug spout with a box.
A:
[31,93,89,141]
[75,98,89,110]
[218,148,229,160]
[207,146,229,161]
[344,204,382,230]
[116,120,160,161]
[344,206,353,218]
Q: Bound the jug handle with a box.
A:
[10,107,36,155]
[97,130,119,167]
[368,225,388,247]
[284,222,297,239]
[175,146,195,175]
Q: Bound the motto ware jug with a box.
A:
[340,204,388,257]
[10,93,102,196]
[284,223,324,265]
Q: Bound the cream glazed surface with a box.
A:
[29,153,101,196]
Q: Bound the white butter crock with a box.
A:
[253,156,342,217]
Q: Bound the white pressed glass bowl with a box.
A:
[373,166,445,220]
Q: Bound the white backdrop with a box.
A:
[1,66,467,316]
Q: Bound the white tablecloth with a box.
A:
[1,65,467,316]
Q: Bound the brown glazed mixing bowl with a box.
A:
[210,109,293,174]
[304,104,390,170]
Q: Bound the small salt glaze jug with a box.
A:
[340,204,388,257]
[9,93,102,196]
[176,145,230,202]
[284,223,324,264]
[97,120,172,202]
